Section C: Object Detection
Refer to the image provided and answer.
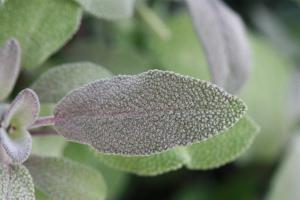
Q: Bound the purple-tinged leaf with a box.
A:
[0,38,21,100]
[54,70,246,156]
[186,0,251,93]
[0,89,40,163]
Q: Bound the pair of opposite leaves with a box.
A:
[0,41,247,166]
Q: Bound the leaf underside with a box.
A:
[95,116,259,175]
[54,70,246,156]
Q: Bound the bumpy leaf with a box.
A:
[73,0,135,20]
[186,0,251,93]
[266,135,300,200]
[0,164,35,200]
[96,116,258,175]
[0,0,82,68]
[32,62,113,103]
[0,89,40,163]
[54,70,246,155]
[25,156,106,200]
[0,39,21,100]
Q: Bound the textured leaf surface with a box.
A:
[0,39,21,100]
[0,89,39,163]
[32,62,113,103]
[186,0,251,93]
[266,136,300,200]
[0,164,35,200]
[54,70,246,155]
[96,117,258,175]
[0,0,82,68]
[25,156,107,200]
[73,0,135,20]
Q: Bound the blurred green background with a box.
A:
[15,0,300,199]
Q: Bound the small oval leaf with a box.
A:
[0,38,21,100]
[0,89,40,163]
[31,62,113,103]
[0,164,35,200]
[54,70,246,156]
[25,156,107,200]
[186,0,251,93]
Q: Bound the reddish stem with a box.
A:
[30,115,55,129]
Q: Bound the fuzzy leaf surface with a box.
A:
[0,164,35,200]
[96,117,258,175]
[0,39,21,100]
[25,156,106,200]
[186,0,251,93]
[54,70,246,155]
[0,89,39,163]
[32,62,113,103]
[0,0,82,68]
[73,0,135,20]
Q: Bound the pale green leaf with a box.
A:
[73,0,135,20]
[186,0,251,93]
[54,70,246,156]
[32,136,66,157]
[96,117,258,175]
[0,0,82,68]
[31,62,113,103]
[25,156,107,200]
[266,135,300,200]
[0,89,39,164]
[0,38,21,100]
[0,164,35,200]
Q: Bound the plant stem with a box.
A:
[30,115,55,129]
[30,128,58,136]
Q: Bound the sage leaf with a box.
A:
[0,39,21,100]
[0,89,40,164]
[0,0,82,68]
[32,62,113,103]
[95,116,258,175]
[54,70,246,156]
[73,0,135,20]
[266,135,300,200]
[25,156,107,200]
[0,164,35,200]
[186,0,251,93]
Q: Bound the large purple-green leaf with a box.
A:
[186,0,251,93]
[54,70,246,156]
[0,39,21,100]
[0,89,40,163]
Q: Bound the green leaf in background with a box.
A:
[25,156,107,200]
[0,89,39,164]
[186,0,251,93]
[0,164,35,200]
[63,142,129,200]
[0,0,82,68]
[0,38,21,100]
[148,13,210,80]
[32,136,66,157]
[31,62,113,103]
[95,116,258,175]
[73,0,135,20]
[266,135,300,200]
[54,70,246,155]
[240,35,292,162]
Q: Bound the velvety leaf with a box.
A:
[0,164,35,199]
[96,117,258,175]
[0,89,39,163]
[54,70,246,155]
[25,156,107,200]
[0,0,82,68]
[0,39,21,100]
[186,0,251,93]
[32,62,113,103]
[266,136,300,200]
[73,0,135,20]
